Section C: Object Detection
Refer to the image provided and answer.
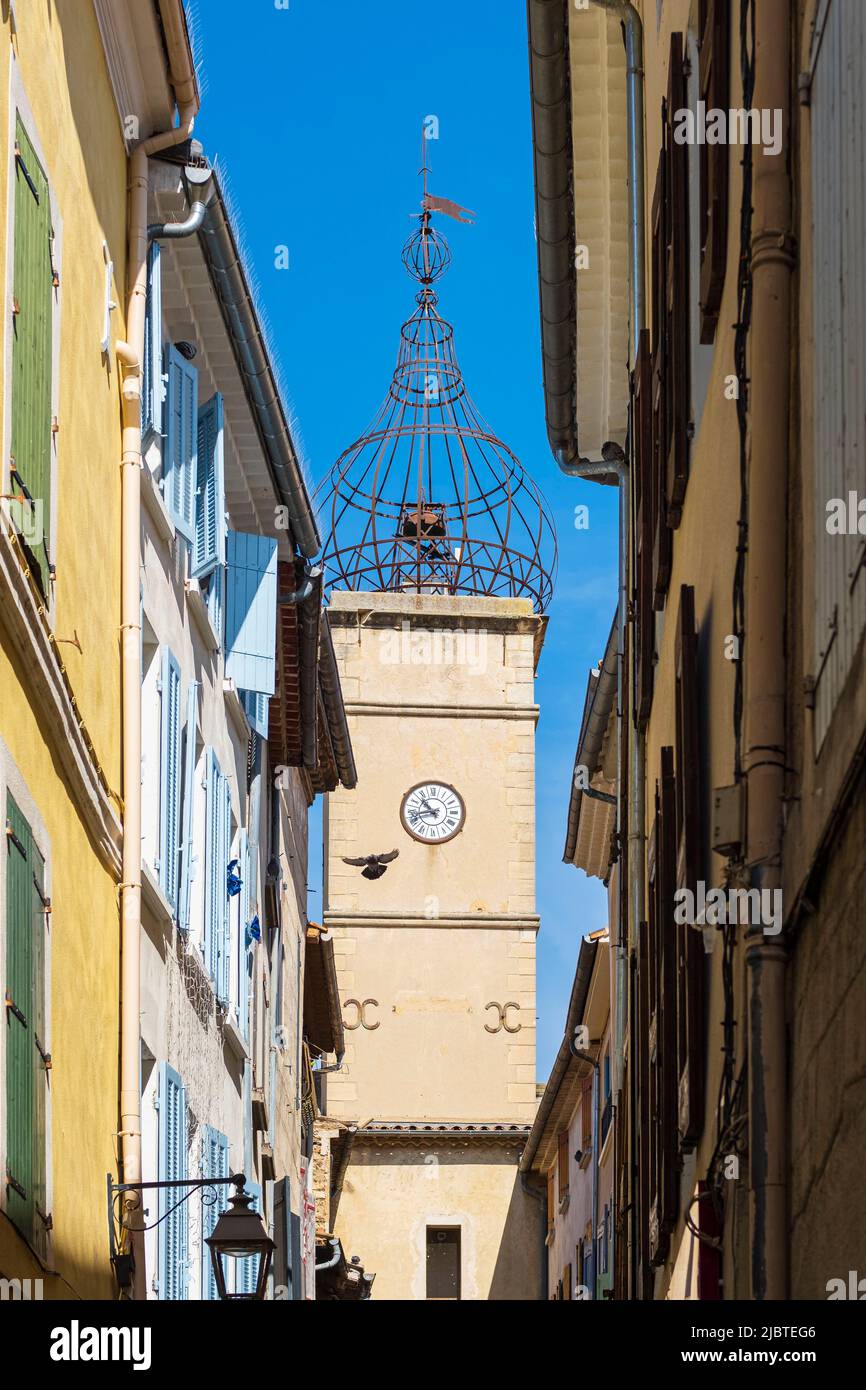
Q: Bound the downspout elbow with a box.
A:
[148,197,210,241]
[116,342,142,428]
[555,445,627,485]
[315,1237,341,1272]
[282,564,322,606]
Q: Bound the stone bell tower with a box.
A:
[317,192,556,1300]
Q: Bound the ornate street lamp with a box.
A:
[108,1170,273,1300]
[206,1176,275,1300]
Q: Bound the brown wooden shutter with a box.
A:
[675,585,704,1148]
[665,33,692,529]
[648,749,679,1265]
[546,1169,555,1233]
[634,328,655,724]
[698,0,730,343]
[650,147,672,608]
[636,916,653,1294]
[557,1129,569,1200]
[581,1073,592,1149]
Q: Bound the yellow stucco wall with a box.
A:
[0,1,127,1299]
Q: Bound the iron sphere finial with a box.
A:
[402,221,452,286]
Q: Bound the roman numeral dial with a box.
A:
[400,781,465,844]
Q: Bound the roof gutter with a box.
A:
[526,0,644,483]
[520,936,598,1173]
[564,614,618,862]
[197,171,320,558]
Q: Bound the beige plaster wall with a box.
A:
[335,1141,541,1301]
[324,593,543,1124]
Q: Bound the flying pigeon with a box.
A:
[342,849,400,880]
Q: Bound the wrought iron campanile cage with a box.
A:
[317,192,557,610]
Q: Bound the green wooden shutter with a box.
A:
[5,795,33,1238]
[5,794,47,1252]
[31,840,48,1259]
[11,118,53,594]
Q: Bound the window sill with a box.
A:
[140,464,175,546]
[222,1008,249,1062]
[186,577,220,653]
[223,677,251,741]
[141,860,174,932]
[260,1141,276,1183]
[252,1086,269,1134]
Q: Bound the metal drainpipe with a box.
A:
[744,0,793,1302]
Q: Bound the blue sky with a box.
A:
[193,0,617,1074]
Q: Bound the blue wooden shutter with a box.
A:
[192,393,226,578]
[239,828,253,1042]
[142,240,163,437]
[164,344,197,540]
[201,1125,230,1300]
[235,828,249,1024]
[218,778,231,1005]
[158,1063,188,1300]
[241,689,269,738]
[158,649,182,911]
[225,532,278,695]
[206,563,224,649]
[237,1183,262,1295]
[204,750,222,983]
[178,680,199,933]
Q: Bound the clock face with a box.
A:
[401,781,465,844]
